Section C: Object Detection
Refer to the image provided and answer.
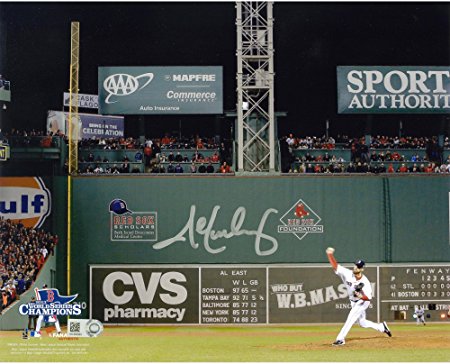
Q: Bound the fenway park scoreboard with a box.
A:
[379,264,450,320]
[90,264,450,324]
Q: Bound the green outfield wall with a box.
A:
[1,175,450,328]
[68,175,450,310]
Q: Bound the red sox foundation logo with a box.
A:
[277,198,324,240]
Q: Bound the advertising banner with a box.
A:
[89,264,450,324]
[0,177,52,228]
[337,66,450,113]
[63,92,99,109]
[46,110,124,139]
[268,266,378,323]
[98,66,223,115]
[90,265,199,324]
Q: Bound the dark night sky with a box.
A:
[2,2,450,139]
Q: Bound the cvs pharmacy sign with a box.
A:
[90,265,199,324]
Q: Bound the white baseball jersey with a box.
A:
[336,264,372,301]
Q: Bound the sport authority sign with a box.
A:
[337,66,450,113]
[98,66,223,115]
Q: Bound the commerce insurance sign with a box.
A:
[98,66,223,115]
[337,66,450,113]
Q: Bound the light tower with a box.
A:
[236,1,275,172]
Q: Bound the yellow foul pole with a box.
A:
[67,21,80,295]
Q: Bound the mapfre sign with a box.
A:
[337,66,450,114]
[98,66,223,115]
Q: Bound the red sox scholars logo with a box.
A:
[109,199,158,242]
[277,198,323,240]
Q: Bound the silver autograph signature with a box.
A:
[153,205,279,256]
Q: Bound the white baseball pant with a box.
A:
[336,300,385,342]
[35,315,61,333]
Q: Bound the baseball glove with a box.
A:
[354,282,364,292]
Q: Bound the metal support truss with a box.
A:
[236,1,275,172]
[68,21,80,175]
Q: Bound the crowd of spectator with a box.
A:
[295,150,431,164]
[1,128,61,148]
[2,128,48,138]
[0,218,57,313]
[81,163,141,174]
[159,134,221,150]
[284,133,442,151]
[8,127,449,175]
[159,150,220,163]
[148,161,232,174]
[77,134,220,151]
[78,152,143,174]
[78,136,142,150]
[76,133,232,174]
[285,134,338,150]
[369,135,437,149]
[282,133,450,174]
[288,161,447,174]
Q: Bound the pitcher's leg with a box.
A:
[336,303,363,341]
[357,306,384,332]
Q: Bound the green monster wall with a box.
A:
[67,175,450,307]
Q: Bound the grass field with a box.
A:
[1,324,449,362]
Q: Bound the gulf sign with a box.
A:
[0,177,52,228]
[337,66,450,113]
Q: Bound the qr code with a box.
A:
[69,321,81,333]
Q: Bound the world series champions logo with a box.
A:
[19,288,81,317]
[19,288,103,338]
[19,287,83,338]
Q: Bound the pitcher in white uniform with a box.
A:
[325,247,392,346]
